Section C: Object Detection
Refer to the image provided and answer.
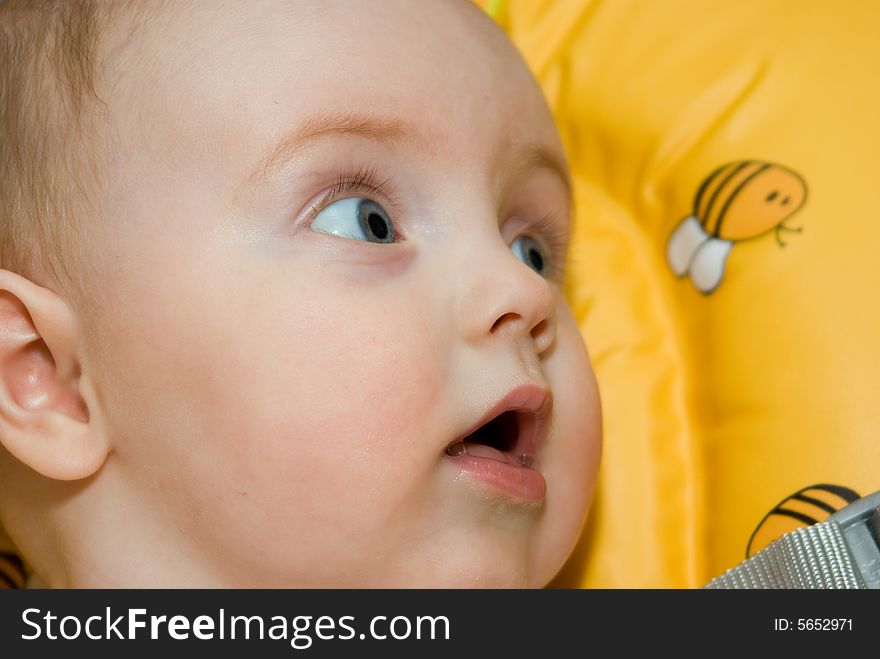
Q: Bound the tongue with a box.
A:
[445,440,511,464]
[462,440,508,462]
[445,441,536,468]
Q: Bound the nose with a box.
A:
[458,236,558,356]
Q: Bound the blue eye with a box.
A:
[310,197,395,243]
[510,235,549,277]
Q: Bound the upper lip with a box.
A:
[450,383,553,458]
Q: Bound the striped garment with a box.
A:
[0,551,25,589]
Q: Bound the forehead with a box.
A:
[102,0,561,176]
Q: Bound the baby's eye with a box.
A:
[510,235,549,277]
[310,197,395,243]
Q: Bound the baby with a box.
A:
[0,0,601,587]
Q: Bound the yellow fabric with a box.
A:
[483,0,880,587]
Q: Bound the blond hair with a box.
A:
[0,0,109,285]
[0,0,113,587]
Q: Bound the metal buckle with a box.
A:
[827,490,880,589]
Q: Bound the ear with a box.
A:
[0,269,107,481]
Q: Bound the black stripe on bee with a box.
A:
[745,483,862,558]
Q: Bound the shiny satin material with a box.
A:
[483,0,880,587]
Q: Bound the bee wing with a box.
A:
[666,215,709,276]
[689,238,732,294]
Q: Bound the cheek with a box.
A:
[532,304,602,580]
[548,299,601,455]
[94,247,451,560]
[253,285,442,441]
[549,317,601,502]
[182,265,450,524]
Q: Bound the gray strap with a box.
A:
[705,490,880,589]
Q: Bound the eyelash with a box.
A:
[305,166,569,280]
[304,166,397,231]
[524,212,570,283]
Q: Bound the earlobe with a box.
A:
[0,270,107,481]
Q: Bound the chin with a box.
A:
[407,549,536,589]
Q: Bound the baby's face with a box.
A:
[83,0,600,586]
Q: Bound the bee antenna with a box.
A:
[774,223,803,247]
[774,225,787,247]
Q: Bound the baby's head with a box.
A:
[0,0,601,587]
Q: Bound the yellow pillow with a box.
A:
[485,0,880,587]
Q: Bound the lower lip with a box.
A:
[447,455,546,501]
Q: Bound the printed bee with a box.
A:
[746,483,860,558]
[666,160,807,294]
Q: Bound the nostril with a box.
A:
[490,312,520,335]
[489,315,553,350]
[531,318,556,355]
[531,319,548,341]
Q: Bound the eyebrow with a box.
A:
[509,142,573,206]
[245,112,429,185]
[242,111,572,207]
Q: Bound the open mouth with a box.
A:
[442,384,551,502]
[445,410,536,468]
